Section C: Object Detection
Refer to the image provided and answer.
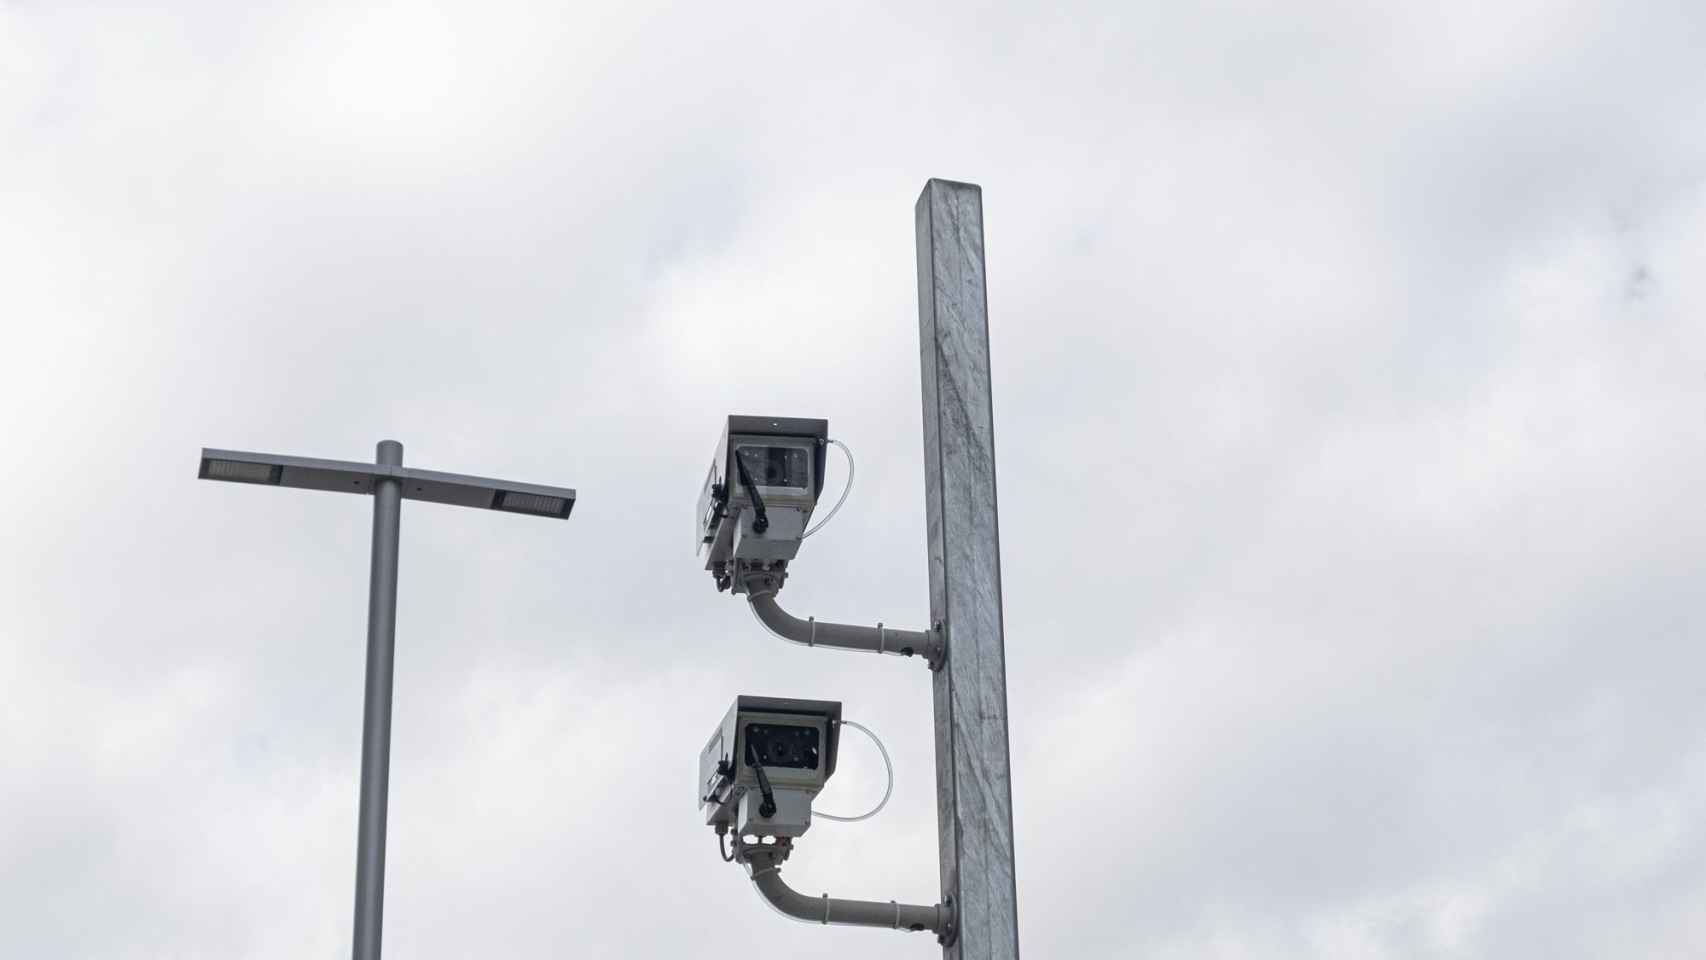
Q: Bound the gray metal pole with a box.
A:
[353,439,404,960]
[916,179,1020,959]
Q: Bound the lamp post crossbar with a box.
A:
[199,440,575,960]
[199,447,576,518]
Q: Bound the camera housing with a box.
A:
[699,695,842,838]
[696,415,828,595]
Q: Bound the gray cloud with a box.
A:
[3,1,1704,957]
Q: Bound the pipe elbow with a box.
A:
[747,594,942,664]
[749,593,808,642]
[749,866,825,923]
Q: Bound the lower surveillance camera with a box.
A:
[699,695,841,839]
[696,694,954,940]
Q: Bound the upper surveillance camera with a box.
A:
[696,416,828,595]
[699,695,841,839]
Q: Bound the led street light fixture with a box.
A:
[197,438,576,960]
[493,490,571,518]
[199,448,575,519]
[200,458,282,485]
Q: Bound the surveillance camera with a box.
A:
[696,415,828,595]
[699,695,953,939]
[699,695,842,839]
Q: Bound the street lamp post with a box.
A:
[198,441,575,960]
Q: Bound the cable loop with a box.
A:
[813,719,894,822]
[802,439,854,538]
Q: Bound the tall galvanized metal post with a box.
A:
[916,178,1020,959]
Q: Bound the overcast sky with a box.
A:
[4,1,1705,957]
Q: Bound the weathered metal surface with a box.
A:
[916,178,1020,959]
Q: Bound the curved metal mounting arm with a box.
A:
[748,592,943,668]
[739,841,955,941]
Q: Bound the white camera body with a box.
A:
[696,416,828,595]
[699,695,842,839]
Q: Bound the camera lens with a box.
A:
[743,722,819,770]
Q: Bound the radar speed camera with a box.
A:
[699,695,841,839]
[696,416,828,595]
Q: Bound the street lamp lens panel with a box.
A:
[202,458,282,485]
[493,490,571,518]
